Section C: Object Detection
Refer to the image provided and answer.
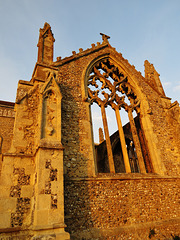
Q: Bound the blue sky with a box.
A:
[0,0,180,141]
[0,0,180,103]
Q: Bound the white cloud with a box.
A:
[92,111,101,122]
[173,83,180,92]
[92,111,113,123]
[163,81,171,87]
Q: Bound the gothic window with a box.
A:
[87,58,152,174]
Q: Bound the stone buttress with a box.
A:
[0,23,70,240]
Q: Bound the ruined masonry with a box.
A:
[0,23,180,240]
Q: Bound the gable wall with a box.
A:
[56,46,180,177]
[55,45,180,239]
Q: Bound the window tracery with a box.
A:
[87,58,149,174]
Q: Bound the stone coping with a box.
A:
[53,43,109,67]
[31,62,58,82]
[39,139,64,150]
[0,100,15,107]
[3,153,34,157]
[0,223,67,233]
[65,173,180,181]
[18,80,34,86]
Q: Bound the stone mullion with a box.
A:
[114,107,131,173]
[101,104,115,173]
[128,109,146,173]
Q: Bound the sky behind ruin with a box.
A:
[0,0,180,141]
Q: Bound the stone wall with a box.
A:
[0,23,70,240]
[55,44,180,177]
[145,89,180,176]
[57,53,99,178]
[56,42,180,238]
[0,101,15,154]
[0,155,34,231]
[64,175,180,239]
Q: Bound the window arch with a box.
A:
[87,57,152,174]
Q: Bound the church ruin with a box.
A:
[0,23,180,239]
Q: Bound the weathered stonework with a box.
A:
[0,101,15,156]
[64,175,180,239]
[0,23,180,239]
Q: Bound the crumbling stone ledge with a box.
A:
[65,173,180,182]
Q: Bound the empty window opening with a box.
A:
[88,58,152,174]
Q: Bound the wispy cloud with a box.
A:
[92,115,102,123]
[163,81,171,87]
[92,111,113,123]
[173,82,180,92]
